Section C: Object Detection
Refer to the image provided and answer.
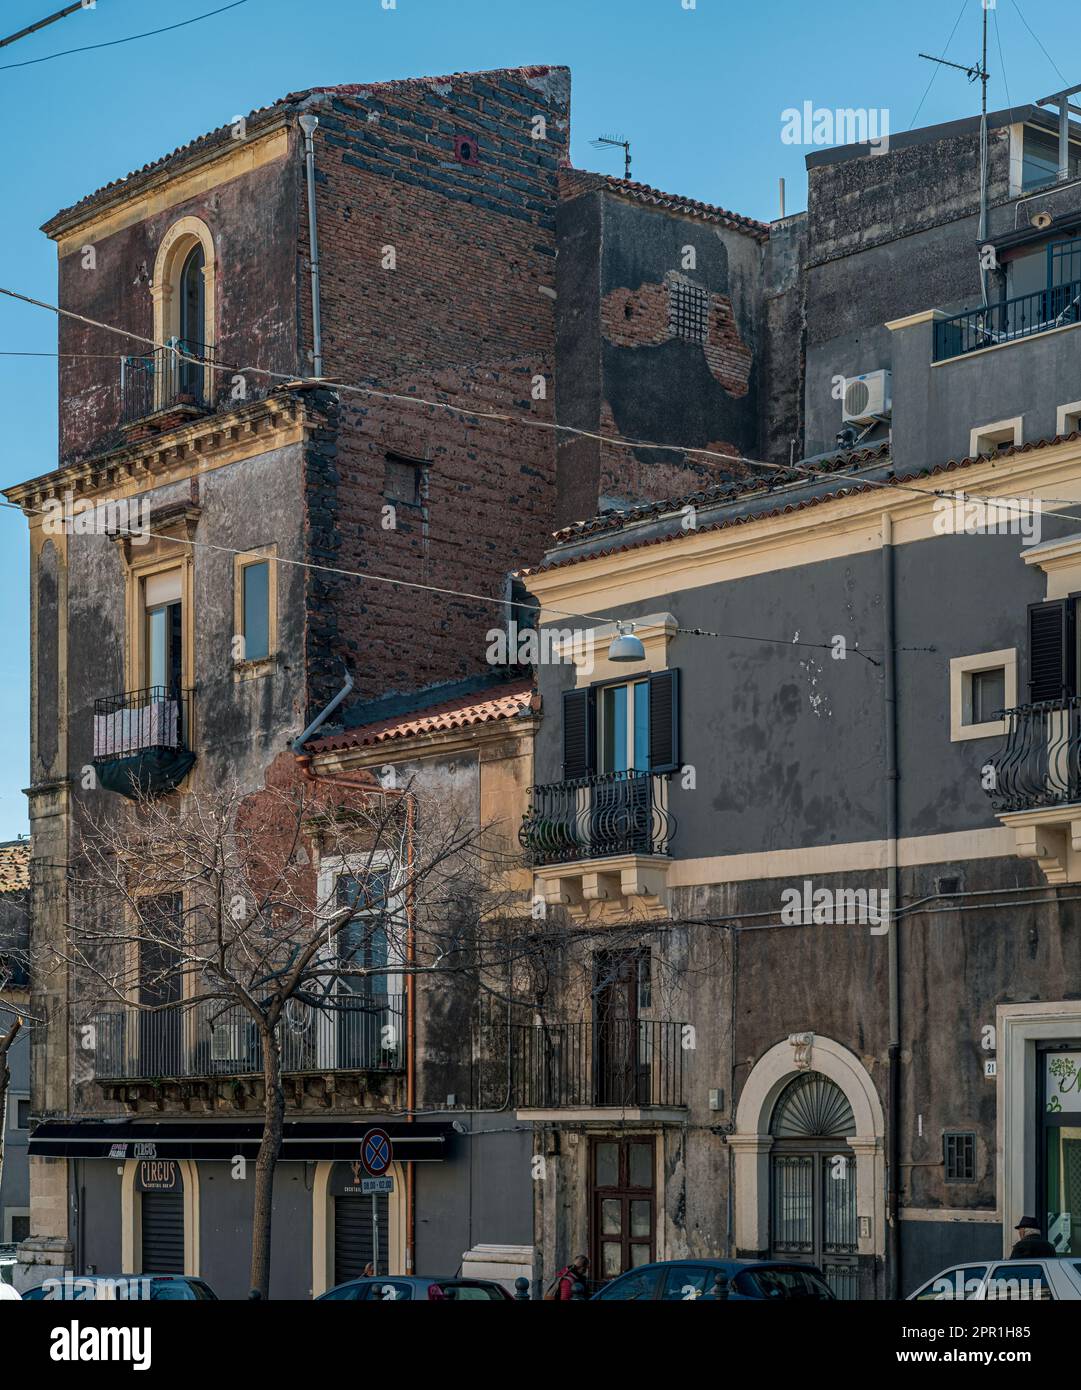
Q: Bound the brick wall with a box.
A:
[299,67,570,710]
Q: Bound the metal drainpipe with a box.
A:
[882,512,902,1299]
[298,114,324,379]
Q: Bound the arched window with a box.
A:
[177,244,206,398]
[770,1073,856,1138]
[151,218,216,410]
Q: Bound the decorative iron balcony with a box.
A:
[519,769,675,866]
[120,340,214,423]
[92,686,195,798]
[934,280,1081,362]
[90,994,406,1083]
[510,1019,685,1109]
[987,699,1081,813]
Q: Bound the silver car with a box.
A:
[909,1257,1081,1301]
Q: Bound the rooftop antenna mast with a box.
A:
[591,134,632,180]
[918,3,991,303]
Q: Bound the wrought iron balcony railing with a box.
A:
[90,994,406,1083]
[934,280,1081,362]
[986,698,1081,813]
[120,340,214,423]
[510,1019,685,1108]
[519,769,675,866]
[92,686,193,761]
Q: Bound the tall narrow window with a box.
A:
[234,549,276,673]
[242,560,270,662]
[177,244,205,398]
[143,571,183,694]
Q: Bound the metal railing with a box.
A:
[509,1019,685,1108]
[934,279,1081,362]
[987,698,1081,813]
[519,770,675,866]
[92,687,193,761]
[120,340,214,423]
[90,994,406,1081]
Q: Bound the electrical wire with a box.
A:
[0,0,252,72]
[1009,0,1069,88]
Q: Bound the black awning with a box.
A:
[28,1118,453,1163]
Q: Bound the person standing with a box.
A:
[1009,1216,1056,1258]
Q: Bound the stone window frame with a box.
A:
[949,649,1017,742]
[969,417,1023,458]
[1056,401,1081,436]
[151,216,217,405]
[232,543,278,682]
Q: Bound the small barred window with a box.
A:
[668,280,709,343]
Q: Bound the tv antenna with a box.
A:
[591,133,632,180]
[918,3,992,302]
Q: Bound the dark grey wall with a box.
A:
[537,521,1063,852]
[414,1124,533,1275]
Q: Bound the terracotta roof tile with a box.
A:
[0,841,30,894]
[559,169,770,242]
[44,66,568,232]
[524,431,1081,578]
[308,679,537,754]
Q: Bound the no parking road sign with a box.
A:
[361,1127,393,1177]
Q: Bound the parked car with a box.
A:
[22,1274,217,1301]
[316,1275,513,1301]
[909,1257,1081,1301]
[0,1282,21,1301]
[591,1259,836,1301]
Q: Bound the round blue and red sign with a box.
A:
[361,1127,393,1177]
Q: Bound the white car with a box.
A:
[0,1282,21,1301]
[909,1257,1081,1301]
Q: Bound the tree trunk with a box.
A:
[249,1022,284,1298]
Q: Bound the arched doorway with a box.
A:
[768,1072,858,1298]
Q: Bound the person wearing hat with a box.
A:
[1009,1216,1056,1259]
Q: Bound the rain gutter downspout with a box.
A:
[292,664,353,757]
[882,512,902,1299]
[298,113,324,379]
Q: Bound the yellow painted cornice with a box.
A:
[310,714,538,773]
[3,392,311,517]
[45,123,293,255]
[526,436,1081,614]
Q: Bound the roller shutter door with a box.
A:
[141,1189,184,1273]
[334,1193,389,1284]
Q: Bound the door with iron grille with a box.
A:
[769,1073,859,1298]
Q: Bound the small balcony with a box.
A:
[934,280,1081,362]
[92,686,195,798]
[120,340,214,428]
[520,770,675,921]
[511,1019,686,1119]
[988,698,1081,882]
[91,995,406,1085]
[520,769,675,865]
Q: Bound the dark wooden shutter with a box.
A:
[141,1190,185,1274]
[1028,601,1075,702]
[648,669,680,773]
[562,687,595,780]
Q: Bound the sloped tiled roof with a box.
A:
[0,841,30,894]
[43,65,568,233]
[308,679,537,754]
[559,169,770,242]
[525,430,1081,577]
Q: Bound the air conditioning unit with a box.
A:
[211,1024,240,1062]
[843,370,892,425]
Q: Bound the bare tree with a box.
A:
[61,769,532,1296]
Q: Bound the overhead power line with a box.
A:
[0,0,251,71]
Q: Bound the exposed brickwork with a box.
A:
[600,273,753,395]
[299,68,571,707]
[596,400,751,504]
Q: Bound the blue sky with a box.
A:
[0,0,1073,838]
